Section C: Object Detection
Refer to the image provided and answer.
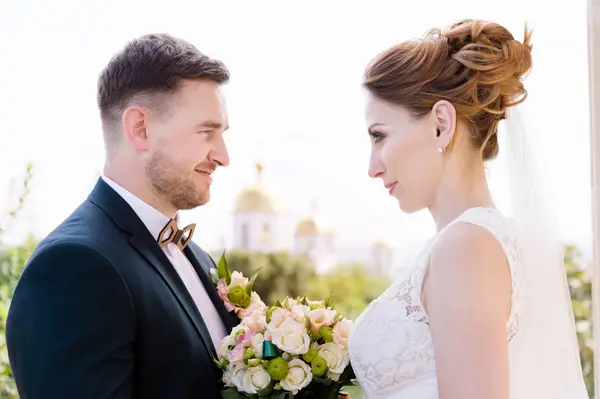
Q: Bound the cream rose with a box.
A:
[270,318,311,355]
[290,303,310,324]
[279,359,313,395]
[229,271,249,288]
[318,342,350,377]
[332,318,353,349]
[241,365,271,394]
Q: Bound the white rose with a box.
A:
[332,318,353,349]
[231,364,248,392]
[268,308,290,330]
[283,297,298,310]
[270,318,311,355]
[290,303,310,324]
[251,333,265,358]
[250,291,266,308]
[222,364,236,387]
[280,359,313,395]
[241,365,271,394]
[318,342,350,376]
[229,271,249,288]
[219,334,235,358]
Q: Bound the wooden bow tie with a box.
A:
[157,219,196,250]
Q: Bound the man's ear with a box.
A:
[122,106,151,152]
[431,100,456,150]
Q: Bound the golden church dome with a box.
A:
[295,201,330,236]
[234,163,278,213]
[372,237,393,250]
[295,218,320,236]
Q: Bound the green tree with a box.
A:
[306,263,391,321]
[0,163,36,398]
[564,245,594,397]
[0,235,37,398]
[215,251,316,306]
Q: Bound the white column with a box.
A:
[588,0,600,391]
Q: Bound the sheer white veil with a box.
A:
[502,107,588,398]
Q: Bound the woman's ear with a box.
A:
[431,100,457,151]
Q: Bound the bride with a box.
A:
[348,19,588,398]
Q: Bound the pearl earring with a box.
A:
[437,146,446,153]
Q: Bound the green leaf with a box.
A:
[221,387,247,399]
[246,266,263,296]
[332,312,344,325]
[312,375,333,386]
[324,292,333,308]
[269,391,293,399]
[256,381,274,396]
[218,250,232,285]
[212,355,229,369]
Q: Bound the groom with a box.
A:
[6,33,238,398]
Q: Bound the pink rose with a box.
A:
[217,278,245,314]
[238,292,267,319]
[332,318,353,349]
[227,344,245,362]
[307,308,337,334]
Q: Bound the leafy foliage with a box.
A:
[0,164,36,398]
[564,245,594,398]
[306,264,391,321]
[214,251,317,306]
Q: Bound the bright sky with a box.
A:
[0,0,593,258]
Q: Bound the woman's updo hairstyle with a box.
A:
[364,19,533,160]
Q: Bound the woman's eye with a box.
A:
[370,132,385,143]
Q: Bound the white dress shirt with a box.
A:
[102,175,227,350]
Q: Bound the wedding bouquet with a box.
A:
[210,253,355,399]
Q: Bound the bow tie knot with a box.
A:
[158,219,196,250]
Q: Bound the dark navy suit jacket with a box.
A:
[6,178,238,398]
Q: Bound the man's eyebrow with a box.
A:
[196,121,229,130]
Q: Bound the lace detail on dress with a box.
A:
[348,207,524,398]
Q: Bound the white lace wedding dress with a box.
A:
[348,207,523,399]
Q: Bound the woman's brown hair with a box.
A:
[364,19,533,160]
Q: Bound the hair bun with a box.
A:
[435,19,533,113]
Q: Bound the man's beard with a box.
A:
[145,151,209,211]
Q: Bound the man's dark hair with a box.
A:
[97,33,230,144]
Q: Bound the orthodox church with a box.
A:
[230,163,395,275]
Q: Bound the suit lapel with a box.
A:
[87,178,217,356]
[184,245,239,331]
[128,234,217,355]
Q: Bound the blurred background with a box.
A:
[0,0,595,397]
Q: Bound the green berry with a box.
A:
[311,356,328,377]
[302,348,318,363]
[319,325,334,342]
[228,286,246,306]
[244,347,255,360]
[267,358,289,381]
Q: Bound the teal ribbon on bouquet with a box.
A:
[262,340,279,359]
